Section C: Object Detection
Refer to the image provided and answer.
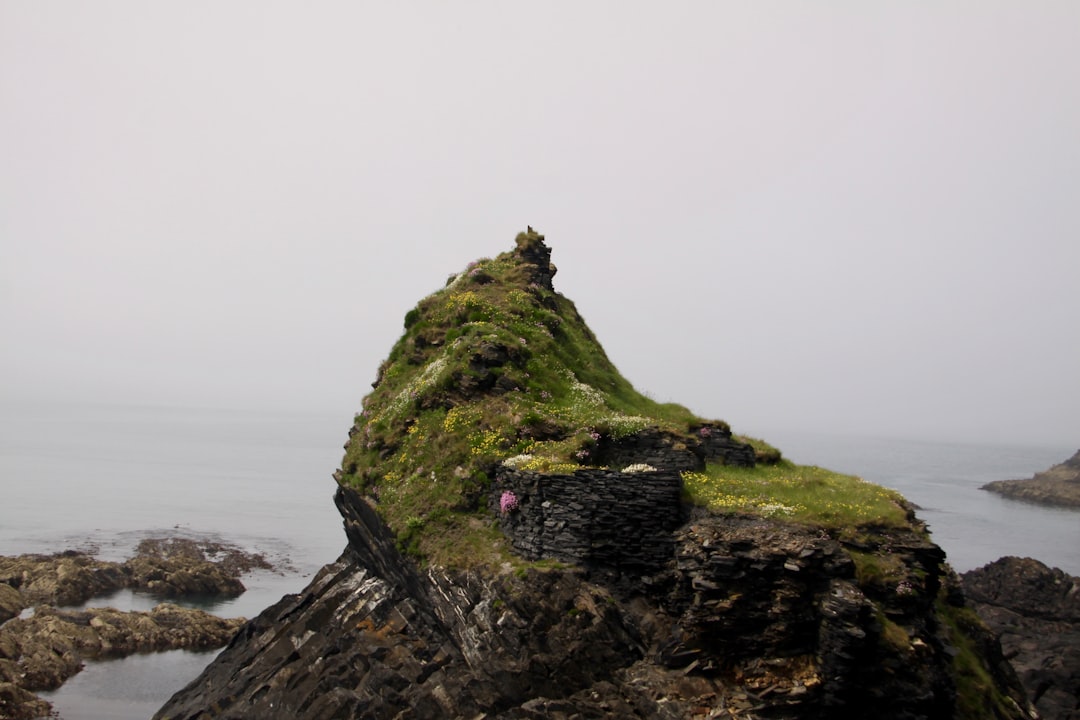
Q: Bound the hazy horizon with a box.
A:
[3,4,1078,448]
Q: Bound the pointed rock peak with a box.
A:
[513,226,557,291]
[336,228,732,566]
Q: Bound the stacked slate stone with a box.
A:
[693,423,756,467]
[493,468,684,571]
[591,425,755,473]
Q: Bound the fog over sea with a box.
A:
[1,401,1076,720]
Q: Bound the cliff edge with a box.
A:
[156,230,1034,720]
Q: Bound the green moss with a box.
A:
[937,601,1022,720]
[340,232,727,566]
[735,435,783,464]
[340,230,923,570]
[681,460,910,533]
[847,549,911,591]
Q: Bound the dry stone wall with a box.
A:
[492,468,685,571]
[591,425,755,473]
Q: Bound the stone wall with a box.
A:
[591,424,755,473]
[492,468,684,571]
[694,423,757,467]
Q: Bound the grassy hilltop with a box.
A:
[337,229,911,567]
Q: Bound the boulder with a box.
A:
[963,557,1080,720]
[0,682,51,720]
[0,583,22,624]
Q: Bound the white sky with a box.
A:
[2,3,1078,447]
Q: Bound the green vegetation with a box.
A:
[734,435,783,464]
[338,230,707,565]
[937,600,1024,720]
[681,460,911,538]
[337,229,1019,716]
[338,229,918,567]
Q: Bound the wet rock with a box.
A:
[0,551,127,607]
[0,537,273,608]
[0,536,271,719]
[0,604,245,693]
[963,557,1080,720]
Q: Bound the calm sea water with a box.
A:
[1,402,1076,719]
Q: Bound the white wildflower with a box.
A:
[501,454,534,469]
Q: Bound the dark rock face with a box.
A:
[982,449,1080,509]
[514,227,557,291]
[963,557,1080,720]
[590,425,756,474]
[157,488,1032,720]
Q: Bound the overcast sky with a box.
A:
[2,3,1077,447]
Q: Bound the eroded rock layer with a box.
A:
[157,488,1032,720]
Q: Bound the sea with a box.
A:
[0,401,1077,720]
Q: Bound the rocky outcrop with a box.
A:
[0,604,245,693]
[0,537,269,719]
[158,232,1037,719]
[0,586,21,626]
[590,424,756,474]
[0,682,50,720]
[982,449,1080,509]
[0,537,272,608]
[963,557,1080,720]
[157,487,1032,720]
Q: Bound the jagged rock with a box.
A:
[963,557,1080,720]
[982,449,1080,508]
[157,489,1032,720]
[514,227,557,291]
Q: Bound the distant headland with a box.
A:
[982,449,1080,509]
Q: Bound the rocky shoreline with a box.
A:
[982,449,1080,509]
[0,536,274,720]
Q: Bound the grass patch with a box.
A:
[937,600,1023,720]
[734,435,783,464]
[681,460,910,534]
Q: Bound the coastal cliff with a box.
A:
[157,230,1034,719]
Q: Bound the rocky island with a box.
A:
[982,449,1080,509]
[0,537,268,719]
[158,230,1037,719]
